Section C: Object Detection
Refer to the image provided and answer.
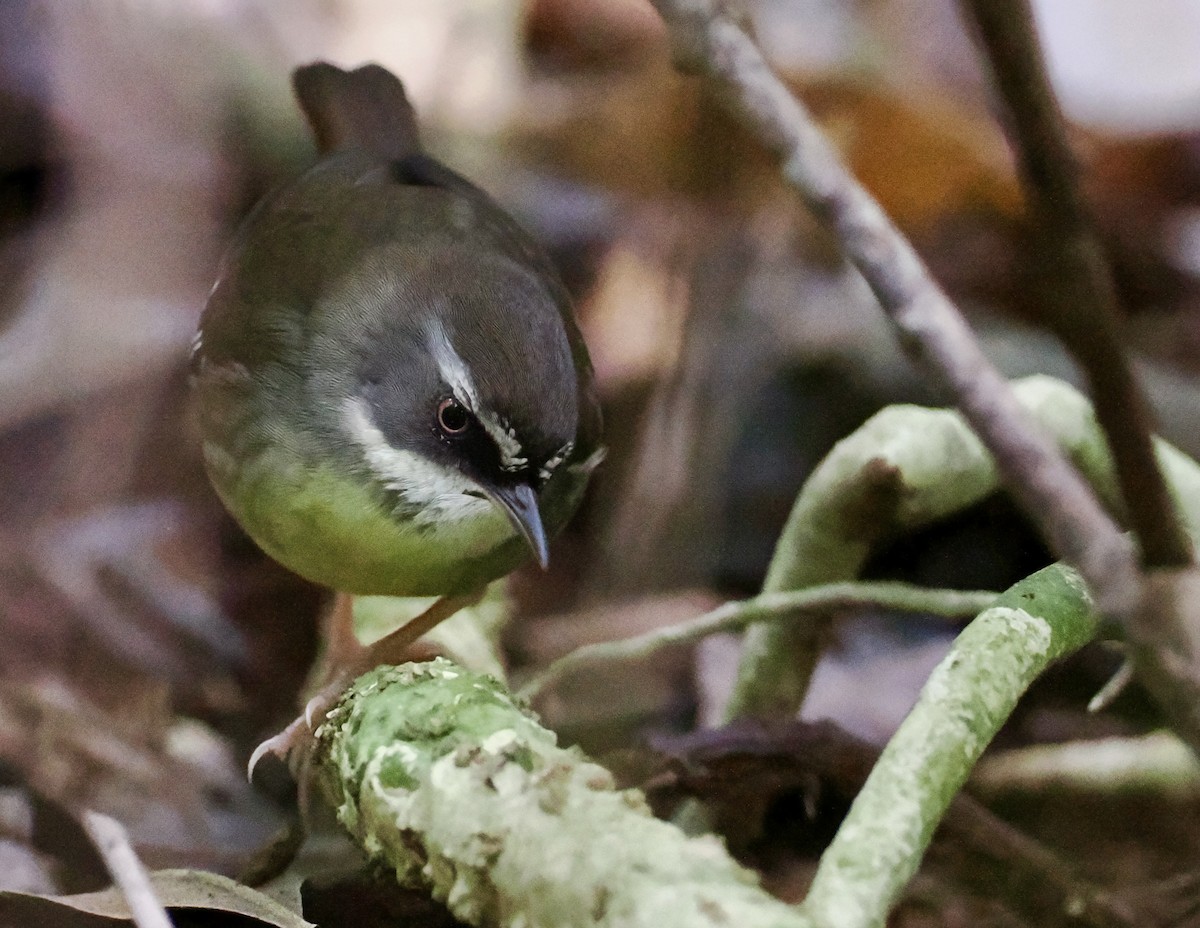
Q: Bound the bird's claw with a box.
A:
[304,685,342,731]
[247,681,346,782]
[247,714,311,781]
[246,593,480,784]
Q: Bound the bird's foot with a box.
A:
[246,675,351,783]
[247,714,313,781]
[247,589,484,783]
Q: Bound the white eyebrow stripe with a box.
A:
[424,320,529,472]
[426,320,480,412]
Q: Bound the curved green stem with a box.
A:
[799,564,1097,928]
[728,375,1200,722]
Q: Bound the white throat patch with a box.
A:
[425,321,529,473]
[342,397,499,530]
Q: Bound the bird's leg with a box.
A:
[312,591,363,689]
[249,588,484,780]
[340,588,484,670]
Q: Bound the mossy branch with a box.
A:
[315,564,1101,928]
[316,660,811,928]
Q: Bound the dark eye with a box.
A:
[437,397,470,436]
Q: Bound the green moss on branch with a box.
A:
[317,659,810,928]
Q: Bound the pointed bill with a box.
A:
[487,482,550,569]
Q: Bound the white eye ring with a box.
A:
[437,397,470,435]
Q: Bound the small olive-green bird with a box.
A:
[191,62,602,603]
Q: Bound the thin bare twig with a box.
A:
[647,0,1141,619]
[959,0,1192,571]
[520,582,997,700]
[80,810,174,928]
[1088,654,1135,712]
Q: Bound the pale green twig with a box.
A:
[727,375,1200,722]
[520,582,997,701]
[973,730,1200,799]
[799,563,1098,928]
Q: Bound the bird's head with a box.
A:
[328,242,583,568]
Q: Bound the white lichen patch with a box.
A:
[989,606,1052,657]
[1058,566,1093,604]
[481,729,520,754]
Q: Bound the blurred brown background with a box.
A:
[3,0,1200,918]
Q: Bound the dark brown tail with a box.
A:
[291,62,421,160]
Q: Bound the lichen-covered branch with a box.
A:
[315,565,1118,928]
[316,660,811,928]
[799,564,1098,928]
[521,582,996,703]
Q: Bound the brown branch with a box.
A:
[647,0,1200,759]
[647,0,1139,616]
[958,0,1192,571]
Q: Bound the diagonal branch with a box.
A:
[959,0,1193,571]
[648,0,1200,761]
[647,0,1141,619]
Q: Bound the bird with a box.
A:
[190,62,602,770]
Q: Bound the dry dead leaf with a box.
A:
[0,868,313,927]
